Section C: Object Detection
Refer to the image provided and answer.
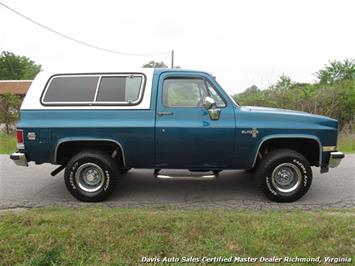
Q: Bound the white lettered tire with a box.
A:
[255,149,312,202]
[64,150,118,202]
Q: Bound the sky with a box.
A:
[0,0,354,94]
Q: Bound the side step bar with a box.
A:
[154,169,219,180]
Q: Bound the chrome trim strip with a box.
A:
[41,73,146,106]
[53,138,126,166]
[251,135,322,168]
[93,75,102,102]
[322,146,336,152]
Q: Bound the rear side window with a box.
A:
[96,76,142,102]
[43,76,99,102]
[42,74,145,105]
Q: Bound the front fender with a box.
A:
[251,134,322,168]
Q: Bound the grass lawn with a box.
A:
[0,132,16,154]
[0,208,354,265]
[338,134,355,153]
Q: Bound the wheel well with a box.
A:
[256,138,320,167]
[56,141,124,166]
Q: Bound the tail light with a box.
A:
[16,129,24,144]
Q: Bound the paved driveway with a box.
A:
[0,155,354,210]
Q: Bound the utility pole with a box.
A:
[171,49,174,68]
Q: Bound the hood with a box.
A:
[242,106,326,118]
[240,106,338,128]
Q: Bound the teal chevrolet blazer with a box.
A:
[10,68,344,202]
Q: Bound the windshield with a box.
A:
[209,75,239,106]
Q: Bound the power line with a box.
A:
[0,1,170,57]
[161,53,171,66]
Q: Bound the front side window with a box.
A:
[42,74,144,105]
[163,77,226,107]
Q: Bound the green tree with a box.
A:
[0,51,42,80]
[316,59,355,84]
[270,75,294,91]
[234,59,355,131]
[142,61,168,68]
[0,93,21,134]
[315,59,355,129]
[233,85,264,106]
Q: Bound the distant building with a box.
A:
[0,80,32,99]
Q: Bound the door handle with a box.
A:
[157,111,174,117]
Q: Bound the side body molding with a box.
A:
[53,137,126,166]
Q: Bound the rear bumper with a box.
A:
[10,152,28,167]
[329,151,344,168]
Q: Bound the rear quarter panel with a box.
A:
[18,69,156,167]
[18,110,155,167]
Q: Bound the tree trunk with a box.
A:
[5,122,9,134]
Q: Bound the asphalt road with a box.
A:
[0,154,354,210]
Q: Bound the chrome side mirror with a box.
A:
[203,96,216,110]
[203,96,220,120]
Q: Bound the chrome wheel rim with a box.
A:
[271,163,302,193]
[75,163,105,193]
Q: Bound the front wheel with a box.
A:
[64,150,118,202]
[255,149,312,202]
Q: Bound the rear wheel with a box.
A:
[64,150,118,202]
[255,149,312,202]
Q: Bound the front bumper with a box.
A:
[10,152,28,167]
[329,151,344,168]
